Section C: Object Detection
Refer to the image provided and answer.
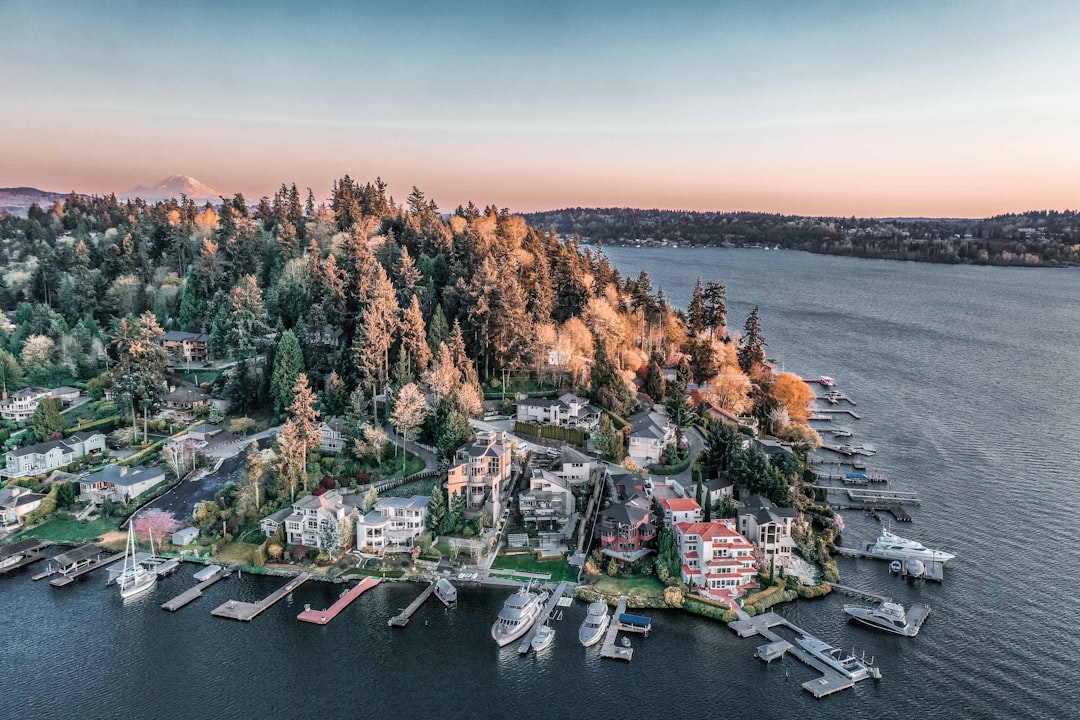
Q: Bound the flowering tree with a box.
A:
[133,509,181,546]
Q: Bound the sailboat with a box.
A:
[118,519,156,599]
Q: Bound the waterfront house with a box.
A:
[446,430,512,519]
[550,445,597,485]
[598,496,656,563]
[172,527,199,545]
[79,464,166,504]
[753,437,796,459]
[158,330,211,363]
[659,497,702,526]
[626,410,675,466]
[519,469,574,526]
[0,387,50,421]
[355,495,429,554]
[737,494,798,568]
[260,507,293,538]
[516,392,600,431]
[0,486,47,526]
[319,419,346,454]
[160,385,211,421]
[674,519,757,605]
[2,431,106,479]
[275,491,349,550]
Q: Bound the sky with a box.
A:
[1,0,1079,217]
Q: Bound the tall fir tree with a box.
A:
[270,330,304,416]
[737,306,767,375]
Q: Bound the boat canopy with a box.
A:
[619,613,652,628]
[846,472,868,479]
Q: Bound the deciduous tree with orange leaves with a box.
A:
[770,372,814,424]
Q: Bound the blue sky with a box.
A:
[2,1,1079,215]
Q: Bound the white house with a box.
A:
[737,494,798,568]
[277,491,349,550]
[48,386,82,405]
[551,445,598,485]
[626,410,675,465]
[516,392,600,430]
[673,519,757,605]
[703,475,735,507]
[2,432,106,479]
[319,419,346,454]
[79,465,166,504]
[0,486,47,526]
[447,431,513,519]
[659,497,702,526]
[0,387,50,421]
[519,468,575,525]
[356,495,429,553]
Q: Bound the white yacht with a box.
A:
[865,528,955,564]
[795,637,881,681]
[117,522,156,599]
[491,586,549,646]
[530,624,555,652]
[578,601,610,647]
[844,601,929,637]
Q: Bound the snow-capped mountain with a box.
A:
[124,175,222,202]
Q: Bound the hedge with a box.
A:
[67,415,121,434]
[513,421,588,447]
[649,449,693,476]
[117,440,165,467]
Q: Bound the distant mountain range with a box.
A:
[0,186,70,215]
[123,175,221,203]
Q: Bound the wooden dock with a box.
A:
[161,568,227,611]
[300,576,380,625]
[833,547,945,581]
[599,595,634,661]
[517,581,571,654]
[813,408,861,419]
[830,583,890,603]
[211,572,311,621]
[389,581,436,627]
[43,545,125,587]
[0,540,51,575]
[729,612,880,697]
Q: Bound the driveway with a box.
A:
[143,451,247,520]
[668,425,705,487]
[204,426,280,458]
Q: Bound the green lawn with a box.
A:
[384,476,438,499]
[589,575,667,601]
[213,542,260,566]
[491,552,579,583]
[16,517,119,543]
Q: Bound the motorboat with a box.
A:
[530,624,555,652]
[844,601,929,637]
[578,601,610,647]
[889,560,902,574]
[851,460,867,471]
[795,636,881,681]
[434,577,457,605]
[865,528,955,564]
[905,559,925,577]
[819,376,836,387]
[491,585,549,646]
[832,427,853,438]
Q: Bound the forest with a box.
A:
[525,207,1080,267]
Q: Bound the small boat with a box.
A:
[844,601,929,637]
[819,376,836,387]
[193,564,223,582]
[795,636,881,681]
[621,637,631,648]
[865,528,956,564]
[905,559,925,577]
[889,560,902,574]
[851,460,867,471]
[491,585,549,647]
[530,624,555,652]
[833,427,853,438]
[434,577,457,605]
[578,601,610,647]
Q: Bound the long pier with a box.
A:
[39,545,125,587]
[300,576,381,625]
[161,568,227,611]
[212,572,311,621]
[599,595,633,661]
[0,540,51,575]
[812,408,861,419]
[829,583,890,603]
[729,611,880,697]
[389,581,436,627]
[518,581,571,654]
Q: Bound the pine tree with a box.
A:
[286,373,322,458]
[400,294,431,375]
[390,383,427,472]
[738,306,767,375]
[219,275,272,359]
[642,361,665,402]
[664,378,696,445]
[594,413,625,461]
[344,386,370,452]
[703,281,727,339]
[177,269,204,331]
[29,397,65,441]
[352,264,398,401]
[271,330,304,417]
[427,304,450,354]
[435,399,473,461]
[687,278,707,334]
[427,483,447,533]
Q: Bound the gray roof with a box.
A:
[518,397,560,408]
[377,495,428,511]
[82,464,164,487]
[628,411,670,440]
[4,387,48,400]
[49,386,80,395]
[263,507,293,524]
[161,331,210,342]
[559,446,594,465]
[190,424,220,433]
[600,500,650,526]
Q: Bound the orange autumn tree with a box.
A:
[770,372,814,424]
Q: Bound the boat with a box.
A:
[530,624,555,652]
[832,427,853,438]
[491,585,549,646]
[818,376,836,387]
[434,577,457,605]
[117,521,156,599]
[865,528,955,564]
[193,564,223,582]
[794,636,881,681]
[854,442,876,455]
[889,560,902,573]
[578,601,611,647]
[905,559,925,577]
[844,601,929,637]
[851,460,867,470]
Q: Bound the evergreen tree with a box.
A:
[271,330,304,416]
[226,357,262,413]
[687,278,707,334]
[400,294,431,374]
[703,281,727,339]
[427,304,450,354]
[0,349,24,392]
[642,361,665,402]
[427,483,447,533]
[177,269,204,332]
[218,275,272,360]
[435,399,473,461]
[738,306,767,375]
[344,385,370,452]
[593,413,625,461]
[29,397,65,440]
[664,378,696,445]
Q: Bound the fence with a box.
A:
[372,468,439,493]
[513,421,588,447]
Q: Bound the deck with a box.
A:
[161,567,227,611]
[299,576,380,625]
[729,611,880,697]
[42,545,125,587]
[517,581,571,654]
[211,572,311,621]
[0,540,51,575]
[599,595,634,661]
[833,548,945,580]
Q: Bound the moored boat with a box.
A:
[844,601,929,637]
[794,636,881,681]
[865,528,955,564]
[491,585,549,646]
[578,601,610,647]
[531,624,555,652]
[117,521,156,600]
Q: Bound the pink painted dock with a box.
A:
[297,576,381,625]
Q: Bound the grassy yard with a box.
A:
[491,551,579,583]
[384,476,438,499]
[213,541,261,566]
[588,575,667,601]
[16,517,119,543]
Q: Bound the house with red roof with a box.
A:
[659,497,702,526]
[673,519,757,606]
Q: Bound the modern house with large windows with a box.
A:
[673,519,757,606]
[446,430,512,519]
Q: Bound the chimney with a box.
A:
[1,391,6,401]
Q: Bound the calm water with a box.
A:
[3,248,1079,719]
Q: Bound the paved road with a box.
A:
[144,452,246,520]
[205,426,280,458]
[670,425,705,487]
[382,425,437,471]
